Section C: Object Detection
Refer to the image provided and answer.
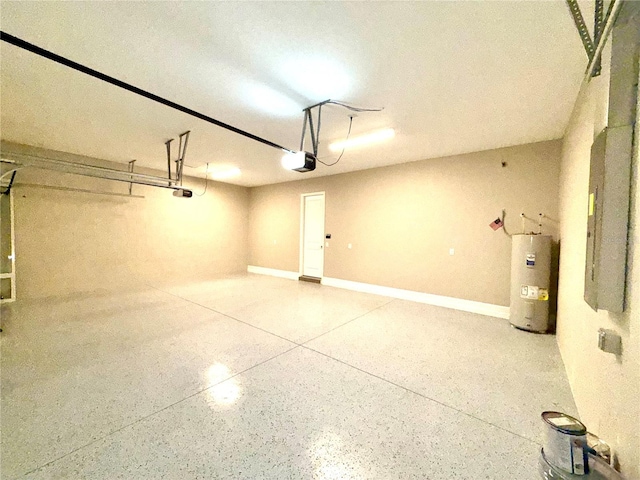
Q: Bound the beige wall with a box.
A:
[557,43,640,476]
[249,140,561,306]
[2,142,249,300]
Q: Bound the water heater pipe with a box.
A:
[539,213,544,235]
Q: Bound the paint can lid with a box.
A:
[542,411,587,435]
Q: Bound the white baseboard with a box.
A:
[321,277,510,319]
[246,266,510,319]
[247,265,299,280]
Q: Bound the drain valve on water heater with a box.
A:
[597,329,622,355]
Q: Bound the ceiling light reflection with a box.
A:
[281,59,351,99]
[307,430,367,479]
[207,363,231,383]
[245,84,301,117]
[205,363,243,409]
[208,380,241,406]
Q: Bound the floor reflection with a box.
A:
[204,363,242,409]
[307,429,368,479]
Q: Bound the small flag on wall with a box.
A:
[490,218,504,231]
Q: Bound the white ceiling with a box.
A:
[1,1,589,187]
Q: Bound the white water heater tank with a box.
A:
[510,234,552,333]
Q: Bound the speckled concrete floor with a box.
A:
[0,274,576,479]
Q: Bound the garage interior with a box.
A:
[0,1,639,479]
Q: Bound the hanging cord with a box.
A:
[0,167,21,182]
[325,100,384,113]
[513,212,545,235]
[317,116,354,167]
[501,209,513,237]
[1,170,18,195]
[193,163,209,197]
[307,99,382,166]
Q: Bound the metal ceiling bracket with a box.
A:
[165,131,190,186]
[0,154,192,195]
[566,0,623,78]
[601,0,620,36]
[165,139,173,185]
[299,110,309,152]
[594,0,604,45]
[586,0,624,80]
[177,131,190,186]
[1,170,17,195]
[307,109,317,157]
[296,99,381,159]
[316,104,323,157]
[128,160,136,195]
[301,99,331,157]
[593,0,604,75]
[566,0,596,61]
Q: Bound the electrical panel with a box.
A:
[584,127,632,313]
[584,130,606,311]
[584,8,639,313]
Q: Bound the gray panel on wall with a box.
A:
[584,126,633,313]
[583,5,639,313]
[584,130,606,311]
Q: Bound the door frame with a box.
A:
[0,189,16,303]
[299,191,325,277]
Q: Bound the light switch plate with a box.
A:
[598,328,622,355]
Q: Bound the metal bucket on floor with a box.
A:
[542,411,588,475]
[539,448,625,480]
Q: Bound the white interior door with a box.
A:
[302,193,325,278]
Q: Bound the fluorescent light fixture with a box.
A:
[329,128,395,152]
[209,167,241,180]
[281,151,316,172]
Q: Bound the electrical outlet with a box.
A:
[449,248,455,255]
[598,329,622,355]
